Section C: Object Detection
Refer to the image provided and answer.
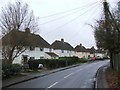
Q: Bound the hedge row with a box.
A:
[2,64,22,78]
[28,57,87,70]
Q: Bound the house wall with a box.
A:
[12,47,50,64]
[44,53,59,59]
[53,49,75,57]
[95,53,104,58]
[44,53,51,59]
[74,52,90,59]
[74,51,105,59]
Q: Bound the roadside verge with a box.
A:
[3,63,81,88]
[95,63,109,89]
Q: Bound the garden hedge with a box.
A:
[2,63,22,78]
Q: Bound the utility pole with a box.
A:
[103,0,120,71]
[103,0,120,32]
[103,0,109,23]
[103,0,114,69]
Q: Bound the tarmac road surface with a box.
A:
[8,60,109,89]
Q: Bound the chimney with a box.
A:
[80,43,82,46]
[25,28,30,33]
[61,38,64,43]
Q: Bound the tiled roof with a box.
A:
[51,39,74,51]
[1,30,50,48]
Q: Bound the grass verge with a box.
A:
[105,67,120,89]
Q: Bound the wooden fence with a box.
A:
[112,53,120,72]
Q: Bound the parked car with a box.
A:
[91,57,95,61]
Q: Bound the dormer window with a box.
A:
[49,48,52,52]
[40,48,44,51]
[67,50,69,53]
[30,46,35,50]
[61,50,64,53]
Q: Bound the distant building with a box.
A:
[86,46,96,58]
[75,44,106,59]
[51,39,75,57]
[95,49,106,58]
[74,44,89,59]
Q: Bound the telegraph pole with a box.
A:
[103,0,120,32]
[103,0,109,24]
[103,0,120,71]
[103,0,114,69]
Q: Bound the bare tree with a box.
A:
[0,1,39,36]
[0,1,39,63]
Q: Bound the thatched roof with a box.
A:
[1,30,50,48]
[51,39,74,51]
[74,44,87,52]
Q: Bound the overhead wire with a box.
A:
[39,2,100,19]
[43,2,100,36]
[67,2,102,43]
[39,2,99,25]
[55,2,102,42]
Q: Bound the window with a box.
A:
[40,57,44,59]
[29,57,35,60]
[49,48,52,52]
[67,50,69,53]
[40,48,44,51]
[61,50,64,53]
[30,46,35,50]
[90,52,94,54]
[22,55,28,64]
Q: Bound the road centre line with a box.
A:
[46,63,95,89]
[47,82,58,89]
[64,73,73,78]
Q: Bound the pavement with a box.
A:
[2,63,81,88]
[95,62,110,89]
[2,61,110,89]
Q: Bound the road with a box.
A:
[9,60,109,89]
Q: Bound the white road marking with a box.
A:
[64,73,73,78]
[47,82,58,89]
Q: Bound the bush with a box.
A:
[59,56,79,60]
[28,57,80,70]
[79,58,88,63]
[2,63,22,78]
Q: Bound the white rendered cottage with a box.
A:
[74,44,89,59]
[51,39,75,57]
[1,28,58,64]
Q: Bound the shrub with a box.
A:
[28,57,80,70]
[78,58,88,63]
[59,56,79,60]
[2,63,22,78]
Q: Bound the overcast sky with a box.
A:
[0,0,119,48]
